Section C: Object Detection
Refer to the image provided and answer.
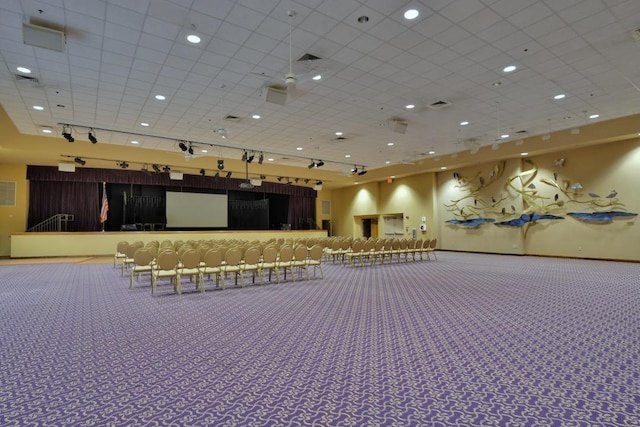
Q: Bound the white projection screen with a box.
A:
[165,192,228,228]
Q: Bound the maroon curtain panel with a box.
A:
[28,181,101,231]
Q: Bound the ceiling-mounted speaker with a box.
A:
[58,162,75,172]
[390,119,408,134]
[250,179,263,186]
[23,22,66,52]
[265,85,287,106]
[169,172,183,180]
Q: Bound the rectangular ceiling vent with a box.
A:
[223,115,241,122]
[428,100,452,110]
[14,74,40,84]
[297,53,322,62]
[23,22,66,52]
[515,129,527,134]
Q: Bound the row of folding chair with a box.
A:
[330,237,438,266]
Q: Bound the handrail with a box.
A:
[27,214,75,232]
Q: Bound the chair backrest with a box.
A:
[204,248,223,268]
[294,245,308,261]
[243,247,261,265]
[225,247,243,266]
[429,238,437,249]
[262,246,278,263]
[180,249,200,269]
[309,244,323,261]
[422,239,431,249]
[414,239,423,250]
[156,251,178,271]
[374,240,385,251]
[278,246,294,262]
[363,240,375,252]
[125,241,144,257]
[116,241,129,254]
[350,240,364,252]
[133,247,154,266]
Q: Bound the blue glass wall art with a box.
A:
[445,217,495,228]
[567,211,637,223]
[494,213,564,228]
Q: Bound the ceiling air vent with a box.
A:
[515,130,527,134]
[223,115,240,122]
[297,53,322,62]
[14,74,40,84]
[335,136,347,141]
[428,100,452,110]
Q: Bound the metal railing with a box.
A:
[27,214,75,232]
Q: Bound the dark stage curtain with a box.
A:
[229,199,269,229]
[289,195,317,230]
[28,181,101,231]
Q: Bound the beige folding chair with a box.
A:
[114,241,128,269]
[241,246,262,286]
[222,247,243,287]
[306,244,324,279]
[291,244,309,280]
[201,248,223,291]
[152,250,180,296]
[260,245,279,283]
[178,249,202,293]
[426,237,438,260]
[276,246,295,282]
[129,247,154,289]
[344,239,364,266]
[122,241,144,276]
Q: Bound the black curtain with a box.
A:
[28,181,101,231]
[229,199,269,229]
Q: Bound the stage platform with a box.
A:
[10,230,328,258]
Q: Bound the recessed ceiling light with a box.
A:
[554,94,565,100]
[385,160,391,164]
[387,142,394,146]
[428,151,435,154]
[390,175,395,179]
[521,152,528,156]
[312,74,322,81]
[405,104,415,109]
[589,114,599,119]
[357,16,369,24]
[186,34,201,44]
[201,149,208,153]
[440,166,447,170]
[335,131,343,136]
[503,65,517,73]
[492,81,502,87]
[296,147,303,151]
[130,140,139,144]
[155,94,166,100]
[404,9,419,20]
[268,158,274,162]
[459,121,469,126]
[140,122,149,126]
[501,134,510,139]
[33,105,44,111]
[42,128,52,133]
[345,154,351,158]
[17,66,32,74]
[252,114,261,119]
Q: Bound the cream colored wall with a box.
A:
[330,182,379,237]
[10,230,327,258]
[378,174,435,240]
[0,164,28,257]
[315,189,332,231]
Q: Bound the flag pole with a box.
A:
[100,181,107,232]
[102,182,106,232]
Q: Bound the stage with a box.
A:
[10,230,328,258]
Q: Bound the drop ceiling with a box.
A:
[1,0,640,187]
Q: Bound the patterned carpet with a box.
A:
[0,252,638,426]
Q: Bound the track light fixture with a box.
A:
[163,165,171,173]
[217,159,224,170]
[62,125,74,142]
[357,168,368,176]
[200,168,206,176]
[214,172,220,178]
[226,171,232,178]
[141,165,151,176]
[315,160,324,167]
[73,157,86,166]
[188,145,194,155]
[247,151,255,163]
[351,166,358,174]
[277,177,283,182]
[258,152,264,164]
[88,129,98,144]
[308,160,316,169]
[117,161,129,169]
[260,174,266,179]
[152,164,161,173]
[241,151,247,162]
[316,181,323,185]
[178,141,188,151]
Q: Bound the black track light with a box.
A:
[304,178,310,184]
[62,125,74,142]
[316,180,323,185]
[241,151,247,162]
[74,157,86,166]
[200,169,206,176]
[141,166,151,176]
[258,152,264,164]
[308,160,316,169]
[163,165,171,173]
[152,164,161,173]
[277,177,283,182]
[188,145,194,155]
[88,129,98,144]
[260,174,266,179]
[226,171,232,178]
[316,160,324,167]
[351,166,358,174]
[217,159,224,170]
[118,161,129,169]
[178,142,188,151]
[247,152,255,163]
[214,172,220,179]
[358,169,368,176]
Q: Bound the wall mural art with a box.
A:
[445,159,637,233]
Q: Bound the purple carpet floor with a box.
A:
[1,252,639,426]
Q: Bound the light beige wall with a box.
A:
[330,182,379,237]
[10,230,327,258]
[315,188,332,231]
[0,164,28,257]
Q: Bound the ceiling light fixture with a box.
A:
[178,142,188,151]
[130,140,139,144]
[554,94,566,100]
[163,165,171,173]
[404,9,419,20]
[155,94,166,100]
[188,145,194,155]
[312,74,322,80]
[357,168,368,176]
[247,152,255,163]
[73,157,86,166]
[503,65,517,73]
[17,67,31,74]
[118,161,129,169]
[200,169,206,176]
[186,34,201,44]
[460,121,469,126]
[589,114,599,119]
[226,171,232,178]
[33,105,44,111]
[217,159,224,170]
[405,104,415,109]
[258,152,264,164]
[152,164,161,173]
[62,125,74,142]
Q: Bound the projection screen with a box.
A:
[165,191,228,228]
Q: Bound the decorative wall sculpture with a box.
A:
[445,159,637,232]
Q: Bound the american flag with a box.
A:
[100,184,109,223]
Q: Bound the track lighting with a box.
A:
[226,171,232,178]
[351,166,358,174]
[62,125,74,142]
[315,160,324,167]
[247,152,255,163]
[200,168,206,176]
[295,178,300,183]
[304,178,310,184]
[152,164,161,173]
[260,174,266,179]
[277,177,283,182]
[74,157,86,166]
[88,129,98,144]
[217,159,224,170]
[163,165,171,173]
[117,161,129,169]
[308,160,316,169]
[178,142,188,151]
[214,172,220,178]
[141,166,151,176]
[258,152,264,164]
[188,145,194,155]
[242,151,247,162]
[316,181,323,185]
[358,168,368,176]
